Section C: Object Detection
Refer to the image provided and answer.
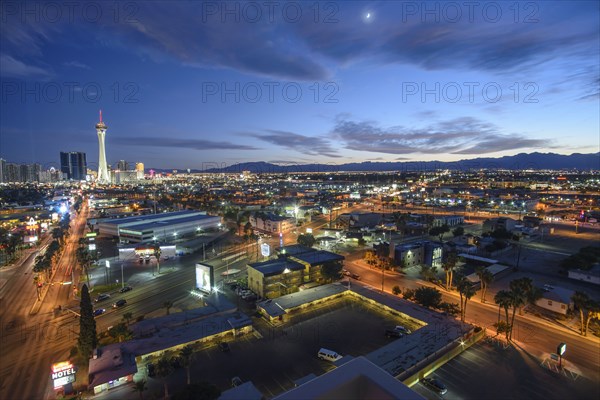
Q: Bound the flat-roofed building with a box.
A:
[97,210,221,243]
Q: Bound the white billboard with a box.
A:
[195,263,214,293]
[261,243,271,257]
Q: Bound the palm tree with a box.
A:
[122,312,134,327]
[585,300,600,336]
[442,251,458,291]
[476,267,494,303]
[457,277,477,322]
[132,380,147,400]
[494,290,512,339]
[508,290,525,341]
[155,356,174,399]
[180,345,194,385]
[154,246,162,274]
[163,300,174,315]
[571,291,590,336]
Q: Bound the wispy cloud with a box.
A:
[63,61,90,69]
[249,130,340,158]
[0,54,53,79]
[115,136,258,151]
[333,116,552,155]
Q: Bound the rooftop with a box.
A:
[291,250,345,266]
[248,258,305,277]
[88,345,138,389]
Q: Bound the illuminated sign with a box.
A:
[51,361,77,389]
[85,232,97,238]
[88,244,96,251]
[557,342,566,356]
[195,263,214,293]
[261,243,271,257]
[306,228,313,234]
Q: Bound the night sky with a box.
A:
[1,1,598,170]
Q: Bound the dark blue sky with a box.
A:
[1,1,598,170]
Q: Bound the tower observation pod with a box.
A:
[96,110,110,183]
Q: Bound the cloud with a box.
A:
[0,54,53,79]
[63,61,90,69]
[249,130,340,158]
[114,137,258,151]
[332,116,551,155]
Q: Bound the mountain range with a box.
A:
[151,152,599,174]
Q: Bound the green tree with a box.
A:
[392,285,401,296]
[571,291,600,336]
[452,226,464,237]
[297,233,316,248]
[429,224,450,242]
[476,267,494,303]
[438,302,460,316]
[414,286,442,309]
[132,380,147,400]
[122,312,134,327]
[108,323,132,343]
[457,276,477,322]
[420,265,438,283]
[155,356,174,399]
[403,288,415,301]
[180,345,194,385]
[164,300,174,315]
[494,290,513,340]
[321,262,343,283]
[442,251,458,291]
[77,284,97,358]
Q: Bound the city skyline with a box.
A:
[1,1,598,168]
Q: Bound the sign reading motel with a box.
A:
[51,361,77,389]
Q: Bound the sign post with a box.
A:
[557,342,566,369]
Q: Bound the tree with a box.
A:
[420,265,438,283]
[414,286,442,309]
[494,290,513,340]
[164,300,174,315]
[438,302,460,317]
[452,226,464,237]
[154,246,162,274]
[108,323,132,343]
[155,356,174,399]
[429,224,450,242]
[442,251,458,291]
[457,277,477,322]
[476,267,494,303]
[321,262,343,283]
[585,300,600,336]
[392,286,401,296]
[180,345,194,385]
[132,380,147,400]
[122,312,134,327]
[403,288,415,301]
[77,284,97,358]
[572,291,591,336]
[297,233,316,248]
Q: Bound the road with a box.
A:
[0,202,89,400]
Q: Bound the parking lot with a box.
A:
[410,339,599,400]
[165,296,421,397]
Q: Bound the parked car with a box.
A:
[421,377,447,395]
[342,269,351,276]
[231,376,243,387]
[113,299,127,308]
[93,308,106,317]
[120,286,133,293]
[385,329,403,338]
[394,325,411,334]
[95,293,111,302]
[350,273,361,280]
[218,342,230,352]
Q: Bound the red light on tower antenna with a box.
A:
[99,109,103,123]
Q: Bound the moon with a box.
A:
[366,12,371,19]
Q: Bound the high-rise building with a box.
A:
[0,158,5,183]
[135,162,144,179]
[116,160,129,171]
[60,151,87,180]
[96,110,110,183]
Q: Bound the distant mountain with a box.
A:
[149,152,599,174]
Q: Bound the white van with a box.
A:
[317,348,342,362]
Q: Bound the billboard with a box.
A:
[51,361,76,390]
[195,263,214,293]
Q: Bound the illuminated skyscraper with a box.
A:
[96,110,110,183]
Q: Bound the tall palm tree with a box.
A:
[508,290,525,341]
[132,380,147,400]
[509,277,534,315]
[476,267,494,303]
[155,356,174,399]
[180,345,195,385]
[585,300,600,336]
[571,291,590,336]
[442,251,458,291]
[494,290,512,339]
[163,300,174,315]
[457,277,477,322]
